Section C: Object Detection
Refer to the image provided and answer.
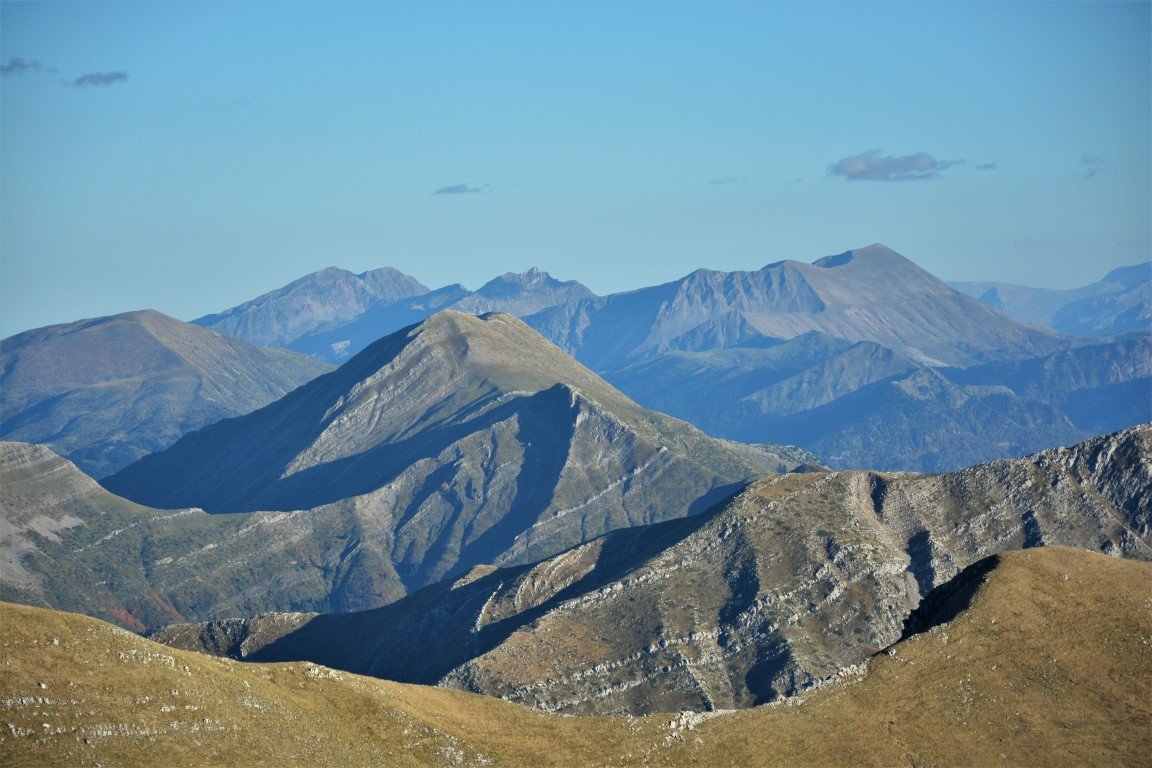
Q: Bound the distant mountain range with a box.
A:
[178,245,1152,472]
[951,261,1150,336]
[0,310,331,478]
[151,423,1152,716]
[195,266,595,363]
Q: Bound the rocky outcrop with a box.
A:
[159,425,1151,715]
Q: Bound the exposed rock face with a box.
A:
[952,261,1151,336]
[193,266,429,348]
[159,425,1151,716]
[526,244,1067,371]
[103,311,811,596]
[197,266,596,363]
[7,547,1151,767]
[0,441,415,630]
[0,310,332,478]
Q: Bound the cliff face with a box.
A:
[155,424,1151,716]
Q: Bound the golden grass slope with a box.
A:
[1,546,1149,768]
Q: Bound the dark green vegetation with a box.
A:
[953,261,1151,336]
[155,424,1151,716]
[0,310,332,478]
[2,547,1148,767]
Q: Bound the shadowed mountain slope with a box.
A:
[193,266,429,347]
[1,440,463,630]
[104,311,810,594]
[8,546,1147,767]
[0,310,332,478]
[157,424,1151,716]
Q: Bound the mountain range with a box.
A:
[195,266,595,363]
[0,310,331,478]
[4,546,1148,767]
[952,261,1151,336]
[152,423,1151,715]
[2,311,811,632]
[174,244,1150,472]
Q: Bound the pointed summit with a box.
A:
[105,310,811,595]
[194,265,428,347]
[449,269,595,316]
[1,310,331,477]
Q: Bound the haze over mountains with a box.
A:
[952,261,1151,336]
[174,244,1151,472]
[153,423,1152,716]
[0,310,331,478]
[195,265,596,363]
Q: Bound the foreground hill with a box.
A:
[953,261,1151,336]
[156,424,1151,716]
[3,547,1148,767]
[100,312,808,598]
[0,310,332,478]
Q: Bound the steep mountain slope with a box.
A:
[10,547,1147,767]
[952,261,1150,336]
[947,335,1152,436]
[193,266,429,347]
[0,441,449,630]
[526,244,1067,371]
[0,311,332,478]
[105,311,810,592]
[158,424,1151,716]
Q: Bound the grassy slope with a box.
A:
[1,546,1148,768]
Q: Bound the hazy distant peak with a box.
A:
[812,243,910,269]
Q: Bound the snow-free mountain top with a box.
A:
[104,310,812,591]
[193,266,430,347]
[526,244,1068,370]
[0,310,332,478]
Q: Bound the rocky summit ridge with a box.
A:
[102,311,810,599]
[154,423,1151,716]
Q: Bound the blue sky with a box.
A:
[1,0,1149,337]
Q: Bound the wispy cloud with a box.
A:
[709,175,748,186]
[71,71,129,87]
[433,183,488,195]
[1081,152,1105,179]
[0,57,57,75]
[975,162,998,171]
[828,150,965,182]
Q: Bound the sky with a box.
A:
[1,0,1149,337]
